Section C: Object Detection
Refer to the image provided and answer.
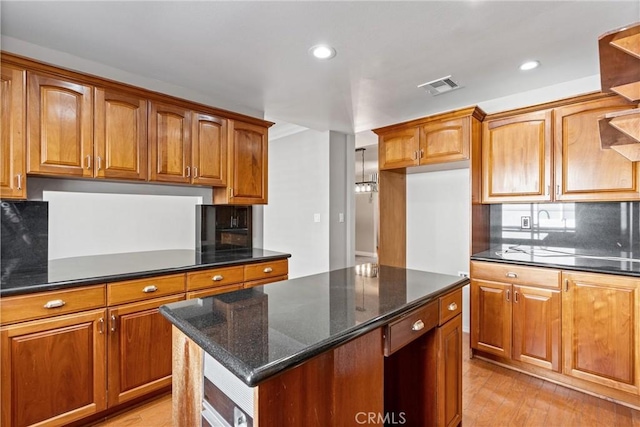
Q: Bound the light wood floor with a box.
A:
[93,334,640,427]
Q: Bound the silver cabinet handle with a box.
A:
[506,272,518,279]
[86,155,92,169]
[448,302,458,311]
[16,173,22,190]
[514,291,519,303]
[413,151,418,160]
[556,185,560,196]
[98,318,104,334]
[565,279,569,292]
[110,314,117,332]
[420,149,424,159]
[186,166,191,177]
[142,285,158,293]
[506,289,511,302]
[547,185,550,196]
[263,267,273,273]
[97,156,102,170]
[212,275,224,282]
[193,167,198,178]
[43,299,65,309]
[412,320,425,331]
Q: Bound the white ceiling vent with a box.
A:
[417,75,462,96]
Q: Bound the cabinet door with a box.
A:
[378,127,419,170]
[419,117,469,165]
[562,272,639,394]
[107,294,183,406]
[149,101,191,184]
[27,72,93,177]
[192,112,227,186]
[512,285,561,372]
[482,110,552,202]
[437,313,462,427]
[94,88,148,180]
[555,96,640,201]
[0,64,26,199]
[470,279,512,358]
[0,309,107,427]
[220,120,268,204]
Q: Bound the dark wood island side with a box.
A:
[160,264,468,427]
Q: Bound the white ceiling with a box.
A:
[1,1,638,135]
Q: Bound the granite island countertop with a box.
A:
[160,265,468,386]
[0,248,291,297]
[471,245,640,277]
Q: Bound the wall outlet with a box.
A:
[521,216,531,229]
[339,213,344,223]
[313,213,321,223]
[458,271,469,278]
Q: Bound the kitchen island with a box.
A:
[160,264,468,427]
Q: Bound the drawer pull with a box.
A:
[110,314,117,332]
[212,275,224,282]
[263,267,273,273]
[412,320,425,331]
[43,299,65,309]
[506,272,518,279]
[142,285,158,293]
[448,302,458,311]
[98,318,104,334]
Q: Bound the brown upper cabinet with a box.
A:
[27,71,94,177]
[554,96,640,201]
[149,101,192,184]
[1,64,26,199]
[4,52,272,195]
[375,107,484,171]
[94,87,148,180]
[213,120,268,204]
[481,93,640,203]
[482,110,552,202]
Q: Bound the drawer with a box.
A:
[244,275,288,289]
[0,285,106,325]
[384,300,438,356]
[187,266,244,291]
[244,259,288,282]
[439,289,462,325]
[187,283,244,299]
[471,261,560,289]
[107,274,185,305]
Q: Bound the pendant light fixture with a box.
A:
[355,148,378,193]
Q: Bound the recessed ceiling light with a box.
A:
[310,45,336,60]
[519,60,540,71]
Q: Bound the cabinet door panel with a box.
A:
[420,117,468,164]
[107,294,183,406]
[28,72,93,177]
[1,64,26,199]
[555,97,640,201]
[108,295,184,406]
[482,110,552,202]
[470,279,511,358]
[1,309,106,427]
[378,127,419,170]
[192,113,227,186]
[149,102,191,183]
[229,121,267,204]
[562,272,639,394]
[438,314,462,427]
[512,285,560,371]
[95,88,147,180]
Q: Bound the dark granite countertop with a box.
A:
[160,264,468,386]
[471,245,640,277]
[0,248,291,297]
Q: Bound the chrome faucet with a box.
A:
[537,209,551,228]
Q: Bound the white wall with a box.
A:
[263,129,331,278]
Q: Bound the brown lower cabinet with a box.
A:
[471,262,640,407]
[1,309,107,427]
[471,262,561,372]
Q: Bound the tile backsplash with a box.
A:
[490,202,640,252]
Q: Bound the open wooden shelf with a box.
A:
[599,23,640,161]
